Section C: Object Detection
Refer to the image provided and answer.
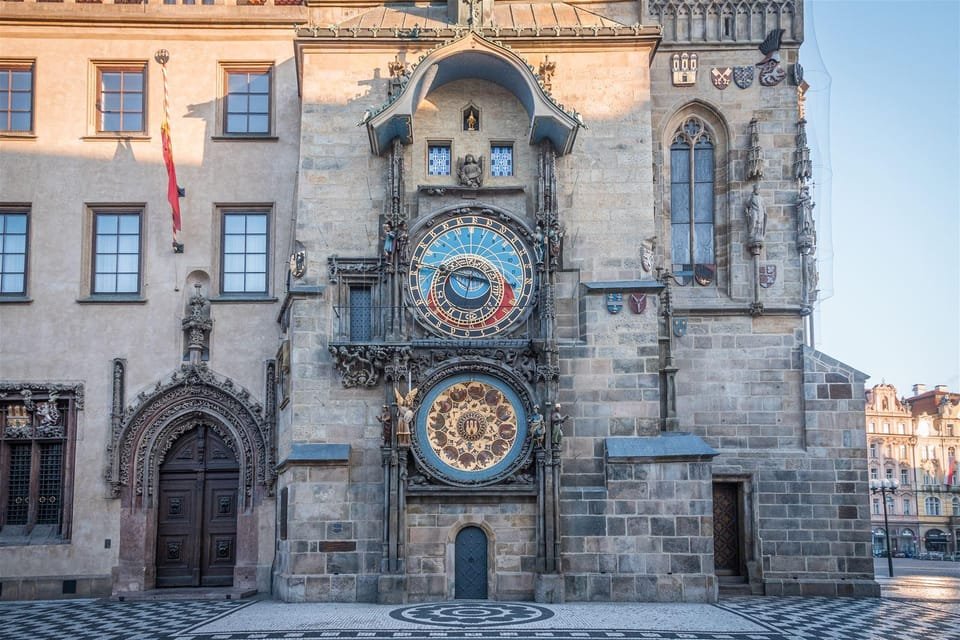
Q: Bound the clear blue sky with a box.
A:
[804,0,960,397]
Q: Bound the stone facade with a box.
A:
[0,0,877,602]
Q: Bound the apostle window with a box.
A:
[222,65,273,136]
[0,61,34,134]
[92,210,142,295]
[670,116,715,280]
[0,207,28,297]
[0,386,80,543]
[95,63,146,134]
[428,143,452,176]
[221,210,269,295]
[490,144,513,177]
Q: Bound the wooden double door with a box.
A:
[156,425,238,588]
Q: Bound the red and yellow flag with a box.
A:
[160,61,181,240]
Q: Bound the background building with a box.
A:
[866,383,960,558]
[1,0,877,602]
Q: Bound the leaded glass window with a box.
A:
[490,145,513,177]
[428,144,451,176]
[670,117,714,278]
[349,286,372,342]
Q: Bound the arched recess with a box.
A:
[444,520,497,600]
[658,99,732,296]
[366,32,582,156]
[107,364,274,593]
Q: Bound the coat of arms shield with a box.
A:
[733,66,754,89]
[606,292,623,314]
[628,293,647,315]
[711,67,732,90]
[673,318,688,337]
[759,264,777,288]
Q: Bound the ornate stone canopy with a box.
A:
[365,32,583,156]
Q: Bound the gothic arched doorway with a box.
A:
[454,526,488,599]
[156,425,239,587]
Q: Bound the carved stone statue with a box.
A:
[394,386,418,447]
[376,403,393,446]
[551,403,568,447]
[395,221,409,264]
[745,184,767,248]
[382,222,396,258]
[457,154,483,188]
[529,405,545,449]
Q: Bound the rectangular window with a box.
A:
[222,211,268,294]
[885,467,893,480]
[900,469,908,485]
[428,144,451,176]
[224,67,271,135]
[872,499,880,515]
[1,388,78,542]
[870,467,878,480]
[0,62,34,133]
[97,65,145,134]
[903,499,911,515]
[0,209,28,295]
[490,144,513,177]
[93,210,141,294]
[349,285,373,342]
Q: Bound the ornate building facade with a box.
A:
[866,384,960,559]
[1,0,876,602]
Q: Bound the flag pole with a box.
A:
[156,49,184,253]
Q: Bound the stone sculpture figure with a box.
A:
[529,405,545,449]
[394,386,418,447]
[376,404,393,446]
[745,184,767,247]
[457,154,483,188]
[551,403,568,447]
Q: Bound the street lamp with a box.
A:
[870,478,899,577]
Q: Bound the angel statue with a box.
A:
[394,386,419,447]
[457,154,484,188]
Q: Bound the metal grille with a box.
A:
[37,443,63,525]
[349,286,373,342]
[6,443,31,524]
[490,145,513,176]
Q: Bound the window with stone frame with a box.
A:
[95,62,146,134]
[427,143,452,176]
[872,499,880,515]
[490,143,514,177]
[1,61,34,133]
[925,497,941,516]
[0,206,28,296]
[222,64,273,136]
[92,208,142,295]
[903,498,911,515]
[900,467,909,486]
[669,116,714,279]
[327,256,383,342]
[0,386,80,543]
[221,209,269,295]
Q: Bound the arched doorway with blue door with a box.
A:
[454,526,488,599]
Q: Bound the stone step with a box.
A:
[113,587,258,601]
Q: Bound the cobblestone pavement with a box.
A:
[2,595,959,640]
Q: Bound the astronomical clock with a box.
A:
[401,206,541,488]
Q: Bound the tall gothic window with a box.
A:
[670,117,714,278]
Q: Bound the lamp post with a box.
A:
[870,478,899,577]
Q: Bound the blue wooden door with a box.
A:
[454,526,488,599]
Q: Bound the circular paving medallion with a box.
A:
[389,602,554,627]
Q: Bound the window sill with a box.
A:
[0,295,32,304]
[210,295,278,304]
[0,132,36,140]
[81,134,150,141]
[211,135,279,142]
[77,295,147,304]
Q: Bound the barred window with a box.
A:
[0,388,79,542]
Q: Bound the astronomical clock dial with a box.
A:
[414,374,529,484]
[407,214,536,338]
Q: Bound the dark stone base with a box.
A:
[378,574,408,604]
[535,573,565,603]
[764,578,881,597]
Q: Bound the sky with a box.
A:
[803,0,960,397]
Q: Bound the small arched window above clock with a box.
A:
[462,103,480,132]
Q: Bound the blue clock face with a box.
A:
[407,214,536,338]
